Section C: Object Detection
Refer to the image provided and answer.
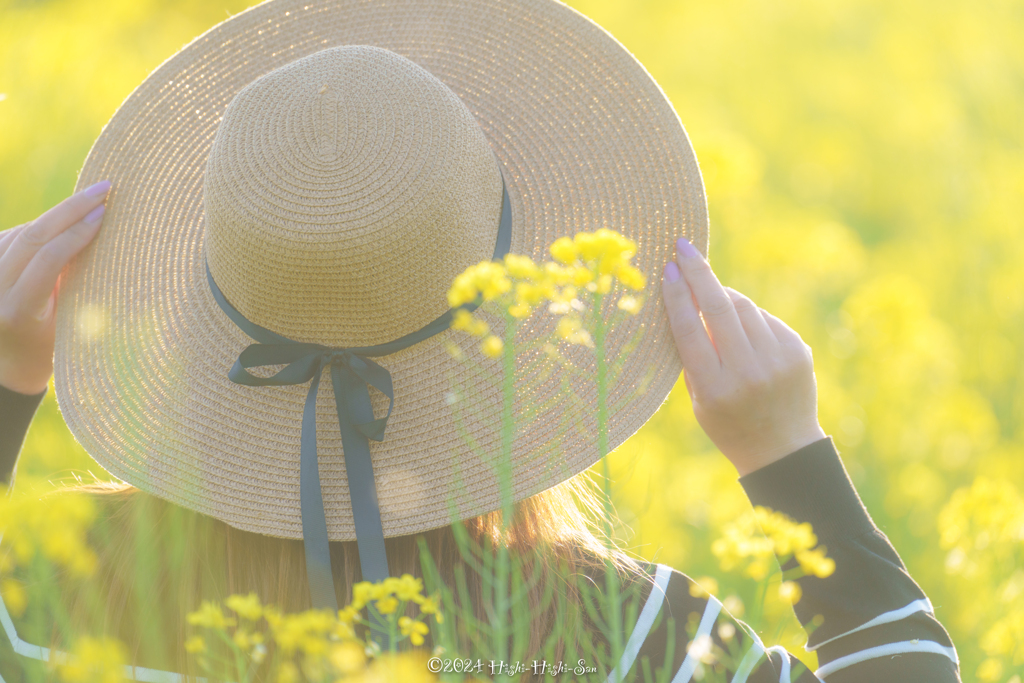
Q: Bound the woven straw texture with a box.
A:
[54,0,708,541]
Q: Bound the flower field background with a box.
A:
[2,0,1022,679]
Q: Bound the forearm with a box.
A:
[0,383,47,486]
[738,436,961,682]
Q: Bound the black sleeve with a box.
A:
[736,436,962,682]
[0,383,47,486]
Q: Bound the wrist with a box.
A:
[0,370,51,396]
[0,357,53,396]
[729,424,828,477]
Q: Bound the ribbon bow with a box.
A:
[207,270,398,615]
[204,172,512,635]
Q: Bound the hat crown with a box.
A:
[203,46,503,347]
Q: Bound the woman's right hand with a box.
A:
[661,236,827,477]
[0,180,110,395]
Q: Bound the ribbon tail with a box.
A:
[331,364,392,648]
[299,369,340,612]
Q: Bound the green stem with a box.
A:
[493,309,517,664]
[594,291,624,675]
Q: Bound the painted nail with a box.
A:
[665,261,680,282]
[83,180,111,198]
[677,237,699,258]
[84,204,106,224]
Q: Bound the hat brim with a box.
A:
[54,0,707,541]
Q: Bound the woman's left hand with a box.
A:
[661,236,827,476]
[0,181,110,395]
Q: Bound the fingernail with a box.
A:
[83,180,111,198]
[665,261,680,282]
[84,204,105,224]
[677,237,699,258]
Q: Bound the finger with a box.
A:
[662,259,722,380]
[0,180,110,292]
[758,307,805,348]
[0,224,26,259]
[724,287,778,351]
[674,237,753,363]
[7,211,104,321]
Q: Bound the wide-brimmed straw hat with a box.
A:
[53,0,707,605]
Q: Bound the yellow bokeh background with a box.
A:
[3,0,1023,678]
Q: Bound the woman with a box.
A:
[1,1,959,681]
[0,199,962,682]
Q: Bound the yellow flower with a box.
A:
[504,253,540,279]
[574,232,599,261]
[796,547,836,578]
[571,265,594,286]
[330,641,367,675]
[186,601,236,629]
[367,651,436,683]
[551,285,577,303]
[571,330,594,347]
[0,490,99,580]
[778,581,803,605]
[556,315,581,340]
[713,507,834,582]
[338,605,360,624]
[617,295,641,314]
[555,315,594,348]
[226,592,262,621]
[57,636,127,683]
[616,264,646,290]
[689,577,719,598]
[586,273,613,294]
[399,616,430,646]
[333,621,356,640]
[543,261,573,285]
[232,628,262,651]
[508,302,532,318]
[380,577,402,596]
[469,317,490,337]
[514,281,545,306]
[977,658,1003,682]
[352,581,379,610]
[395,574,424,602]
[452,309,491,338]
[267,608,336,656]
[481,335,504,358]
[549,236,578,264]
[475,262,512,301]
[417,596,440,614]
[184,635,206,654]
[451,308,475,332]
[0,578,26,618]
[376,596,400,614]
[447,273,478,308]
[276,661,300,683]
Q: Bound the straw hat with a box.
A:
[53,0,707,580]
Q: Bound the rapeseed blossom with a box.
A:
[0,486,99,617]
[712,506,835,591]
[56,636,128,683]
[938,477,1024,679]
[182,574,445,680]
[445,229,646,359]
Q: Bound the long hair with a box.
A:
[30,471,650,680]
